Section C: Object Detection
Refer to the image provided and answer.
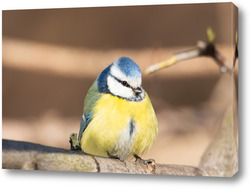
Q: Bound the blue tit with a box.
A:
[78,57,158,164]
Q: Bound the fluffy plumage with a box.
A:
[79,57,158,160]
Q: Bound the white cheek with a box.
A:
[107,76,134,98]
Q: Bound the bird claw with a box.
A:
[107,152,126,165]
[134,154,155,165]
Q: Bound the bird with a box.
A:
[78,57,158,164]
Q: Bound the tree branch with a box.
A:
[2,139,202,176]
[199,106,238,177]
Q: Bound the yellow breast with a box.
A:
[80,93,158,158]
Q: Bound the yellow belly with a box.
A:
[80,93,158,158]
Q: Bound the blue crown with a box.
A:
[114,57,141,78]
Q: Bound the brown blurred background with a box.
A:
[2,3,238,166]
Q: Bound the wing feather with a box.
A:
[78,80,101,140]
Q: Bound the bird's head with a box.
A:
[97,57,145,101]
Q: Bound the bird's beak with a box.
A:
[133,87,142,95]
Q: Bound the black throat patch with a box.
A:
[129,119,135,137]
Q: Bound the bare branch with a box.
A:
[145,28,231,74]
[2,139,202,176]
[199,106,238,177]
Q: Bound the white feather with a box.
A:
[107,75,134,99]
[113,120,138,158]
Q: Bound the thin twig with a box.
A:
[145,28,231,74]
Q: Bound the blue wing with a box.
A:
[78,113,92,141]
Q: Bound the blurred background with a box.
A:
[2,3,238,166]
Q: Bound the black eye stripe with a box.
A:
[110,74,131,88]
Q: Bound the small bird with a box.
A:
[79,57,158,164]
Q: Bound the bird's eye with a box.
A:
[122,81,129,87]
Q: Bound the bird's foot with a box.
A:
[69,133,82,151]
[107,152,126,165]
[134,154,155,165]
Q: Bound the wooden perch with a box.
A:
[2,139,201,176]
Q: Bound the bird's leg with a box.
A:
[107,152,126,165]
[134,154,155,165]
